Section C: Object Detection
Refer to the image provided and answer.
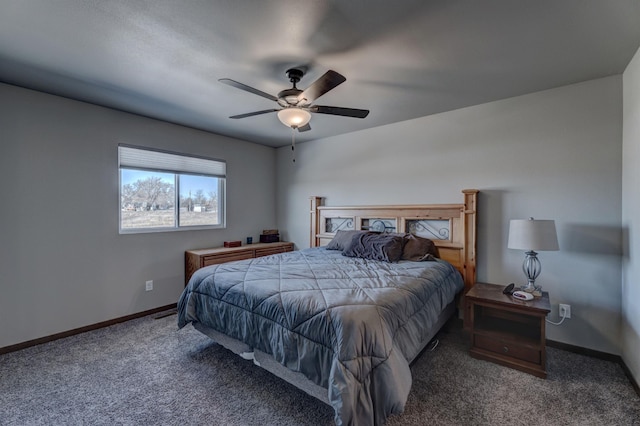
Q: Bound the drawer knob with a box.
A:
[503,346,509,353]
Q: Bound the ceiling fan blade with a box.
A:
[297,70,346,105]
[219,78,278,102]
[229,109,279,119]
[297,123,311,132]
[310,105,370,118]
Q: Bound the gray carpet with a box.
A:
[1,311,638,425]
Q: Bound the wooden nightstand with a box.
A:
[466,282,551,378]
[185,241,294,285]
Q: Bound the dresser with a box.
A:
[184,241,294,285]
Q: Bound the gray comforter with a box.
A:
[177,247,463,425]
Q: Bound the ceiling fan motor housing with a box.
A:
[278,88,303,106]
[278,69,306,106]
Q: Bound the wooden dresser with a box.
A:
[184,241,294,285]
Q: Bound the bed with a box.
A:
[177,189,478,425]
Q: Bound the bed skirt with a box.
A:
[191,300,457,406]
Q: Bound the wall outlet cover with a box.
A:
[559,303,571,319]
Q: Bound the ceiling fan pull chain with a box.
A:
[291,127,296,163]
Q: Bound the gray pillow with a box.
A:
[401,234,440,261]
[342,232,406,263]
[325,230,369,251]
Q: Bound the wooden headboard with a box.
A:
[309,189,478,291]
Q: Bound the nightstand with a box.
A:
[466,282,551,378]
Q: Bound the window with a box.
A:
[118,145,226,233]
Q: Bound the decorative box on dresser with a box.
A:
[185,241,294,285]
[466,282,551,378]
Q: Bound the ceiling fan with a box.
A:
[219,68,369,132]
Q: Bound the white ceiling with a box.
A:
[1,0,639,148]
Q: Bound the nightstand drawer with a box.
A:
[474,335,540,364]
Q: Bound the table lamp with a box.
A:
[508,217,559,293]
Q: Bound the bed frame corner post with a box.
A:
[462,189,479,291]
[310,196,323,248]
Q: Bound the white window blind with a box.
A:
[118,145,226,177]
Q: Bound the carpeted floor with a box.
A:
[1,311,638,425]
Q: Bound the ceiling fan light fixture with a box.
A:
[277,107,311,129]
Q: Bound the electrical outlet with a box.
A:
[559,304,571,319]
[145,280,153,291]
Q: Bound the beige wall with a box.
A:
[276,76,623,354]
[622,46,640,385]
[0,83,277,348]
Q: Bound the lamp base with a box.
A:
[521,251,541,294]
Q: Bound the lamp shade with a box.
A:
[508,218,559,251]
[277,108,311,128]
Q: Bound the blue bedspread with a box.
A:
[178,247,463,425]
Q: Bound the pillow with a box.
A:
[342,232,406,263]
[325,230,370,251]
[401,234,440,261]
